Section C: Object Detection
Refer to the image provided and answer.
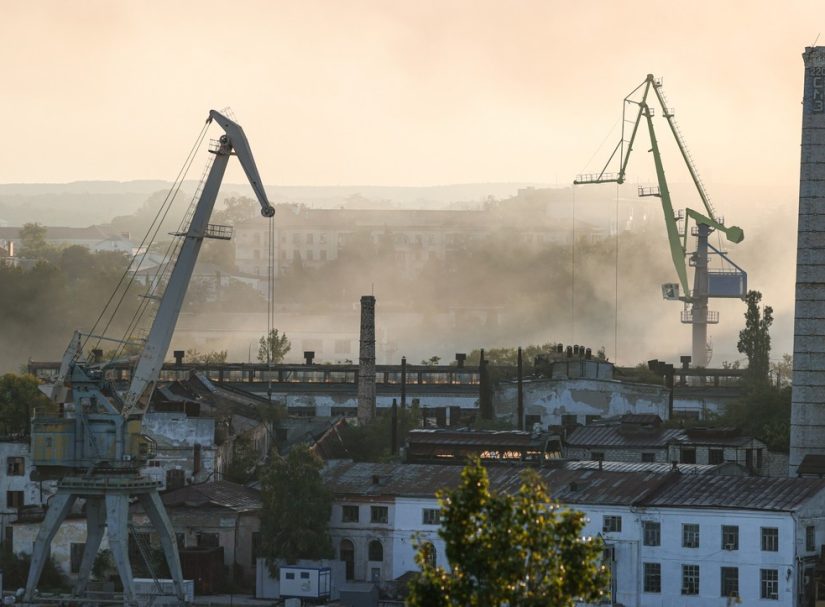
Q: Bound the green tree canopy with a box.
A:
[0,373,52,437]
[257,329,291,364]
[408,459,609,607]
[18,222,51,259]
[223,435,260,484]
[737,290,773,384]
[259,445,333,563]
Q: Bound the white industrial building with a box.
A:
[322,461,825,606]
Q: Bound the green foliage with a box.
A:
[0,373,52,436]
[92,549,115,581]
[718,384,792,452]
[344,405,421,462]
[0,246,138,372]
[615,363,665,385]
[408,460,609,606]
[259,445,333,563]
[184,348,228,364]
[770,353,793,388]
[223,435,260,484]
[0,549,69,592]
[19,222,51,259]
[257,329,291,364]
[737,290,774,384]
[421,356,442,366]
[465,343,560,366]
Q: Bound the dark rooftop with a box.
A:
[322,462,825,512]
[161,480,261,513]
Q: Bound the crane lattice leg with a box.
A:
[139,491,186,603]
[73,496,106,596]
[24,492,77,601]
[105,493,136,604]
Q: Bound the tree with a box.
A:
[0,373,52,437]
[18,222,51,259]
[184,348,228,364]
[223,435,260,484]
[408,459,609,607]
[257,329,291,364]
[737,290,774,383]
[259,445,333,563]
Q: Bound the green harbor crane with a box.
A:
[574,74,746,368]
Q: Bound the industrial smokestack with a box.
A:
[790,46,825,476]
[357,295,376,423]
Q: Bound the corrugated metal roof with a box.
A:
[407,428,545,448]
[322,463,825,512]
[645,475,825,511]
[561,461,718,475]
[162,480,261,513]
[565,425,683,448]
[566,424,758,449]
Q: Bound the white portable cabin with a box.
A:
[279,566,332,599]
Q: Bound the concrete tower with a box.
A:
[357,295,376,423]
[789,46,825,476]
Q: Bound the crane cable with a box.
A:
[108,122,212,361]
[84,119,211,360]
[266,211,276,402]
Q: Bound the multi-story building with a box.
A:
[0,440,57,550]
[322,461,825,606]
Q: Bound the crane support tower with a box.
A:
[24,110,275,605]
[574,74,746,368]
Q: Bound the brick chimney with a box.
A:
[357,295,376,423]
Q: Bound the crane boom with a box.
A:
[123,110,274,415]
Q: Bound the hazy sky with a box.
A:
[3,0,823,187]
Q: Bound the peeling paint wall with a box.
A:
[0,441,57,549]
[497,378,669,429]
[13,517,110,576]
[140,413,216,488]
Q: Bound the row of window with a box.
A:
[643,563,779,599]
[588,448,763,466]
[341,505,441,526]
[634,520,782,552]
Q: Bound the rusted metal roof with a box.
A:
[407,428,545,448]
[565,425,684,449]
[566,423,759,449]
[644,474,825,512]
[323,462,825,512]
[161,480,261,513]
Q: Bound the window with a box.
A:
[7,456,24,476]
[681,448,696,464]
[371,567,381,582]
[643,521,660,546]
[683,523,700,548]
[342,505,359,522]
[591,451,605,462]
[285,572,295,580]
[721,567,739,597]
[70,542,85,573]
[682,564,700,595]
[603,515,622,533]
[643,562,661,593]
[368,540,383,562]
[6,491,23,509]
[371,506,388,524]
[761,527,779,552]
[807,526,816,552]
[166,468,185,491]
[300,572,310,579]
[561,414,578,426]
[722,525,739,550]
[641,452,656,463]
[422,509,441,525]
[709,449,724,465]
[761,568,779,600]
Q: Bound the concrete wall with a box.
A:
[498,378,669,429]
[13,517,110,576]
[140,413,216,488]
[328,499,396,583]
[0,441,57,548]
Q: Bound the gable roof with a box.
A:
[161,480,261,512]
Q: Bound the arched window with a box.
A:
[422,542,436,568]
[368,539,383,562]
[340,539,355,580]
